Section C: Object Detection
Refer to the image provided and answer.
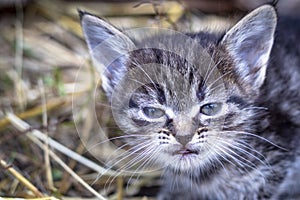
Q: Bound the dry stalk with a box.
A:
[6,113,116,176]
[0,97,68,131]
[0,197,59,200]
[28,135,107,200]
[116,176,124,200]
[0,159,44,197]
[6,113,107,200]
[38,79,55,191]
[14,0,27,110]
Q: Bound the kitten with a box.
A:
[79,5,300,200]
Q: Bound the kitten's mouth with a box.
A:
[174,149,199,156]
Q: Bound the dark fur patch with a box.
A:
[227,95,247,108]
[132,118,150,126]
[197,79,206,101]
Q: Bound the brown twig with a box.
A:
[117,176,124,200]
[0,97,69,131]
[6,113,108,200]
[38,79,55,192]
[0,159,44,197]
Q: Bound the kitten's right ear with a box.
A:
[221,5,276,97]
[79,10,135,98]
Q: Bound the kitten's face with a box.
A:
[111,46,251,173]
[80,5,276,173]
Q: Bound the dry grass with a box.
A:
[0,0,233,199]
[0,1,183,199]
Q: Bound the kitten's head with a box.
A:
[80,5,276,174]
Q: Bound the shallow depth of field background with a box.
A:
[0,0,299,199]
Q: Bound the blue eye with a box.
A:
[142,107,165,119]
[200,103,222,116]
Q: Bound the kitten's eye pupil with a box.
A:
[200,103,222,116]
[142,107,165,119]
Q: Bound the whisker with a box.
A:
[207,147,230,177]
[126,147,161,189]
[204,58,224,85]
[94,140,153,183]
[108,140,156,172]
[133,61,159,91]
[86,134,149,152]
[206,70,231,91]
[203,50,219,84]
[219,143,257,168]
[237,140,269,162]
[128,77,156,92]
[213,144,253,172]
[215,143,266,180]
[92,142,149,186]
[227,131,288,151]
[106,140,155,169]
[117,148,151,172]
[123,143,159,172]
[107,143,158,190]
[206,141,240,169]
[208,83,226,94]
[103,141,156,190]
[205,49,217,75]
[218,139,268,168]
[104,139,148,163]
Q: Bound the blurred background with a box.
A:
[0,0,299,199]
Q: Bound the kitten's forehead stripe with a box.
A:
[128,98,138,108]
[227,96,247,108]
[197,78,206,102]
[188,70,194,85]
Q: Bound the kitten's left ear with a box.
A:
[221,5,277,96]
[79,11,135,99]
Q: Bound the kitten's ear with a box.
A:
[79,11,135,98]
[221,5,276,96]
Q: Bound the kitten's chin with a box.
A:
[161,152,203,172]
[157,147,214,172]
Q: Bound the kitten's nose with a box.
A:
[172,116,197,145]
[175,134,193,146]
